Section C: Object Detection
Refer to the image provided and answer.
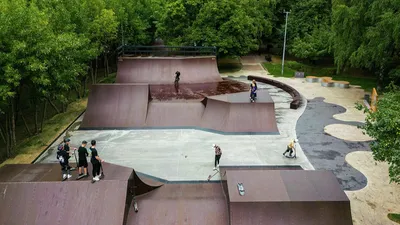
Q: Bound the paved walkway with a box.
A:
[296,97,370,190]
[345,151,400,225]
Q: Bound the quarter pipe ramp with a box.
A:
[117,57,222,84]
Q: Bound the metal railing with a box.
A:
[117,45,217,57]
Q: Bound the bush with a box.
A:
[285,61,336,76]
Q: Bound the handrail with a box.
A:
[117,45,217,57]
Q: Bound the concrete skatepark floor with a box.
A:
[37,79,314,181]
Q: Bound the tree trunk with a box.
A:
[0,124,6,144]
[105,53,110,77]
[34,99,39,134]
[76,86,81,99]
[84,75,88,96]
[10,99,16,148]
[90,61,95,84]
[95,57,98,83]
[20,111,32,136]
[5,113,11,157]
[41,101,47,132]
[47,98,60,114]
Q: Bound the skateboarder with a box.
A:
[57,138,73,180]
[175,71,180,83]
[283,139,297,158]
[250,79,257,102]
[213,144,222,170]
[90,140,104,181]
[77,140,89,177]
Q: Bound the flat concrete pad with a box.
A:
[37,79,314,181]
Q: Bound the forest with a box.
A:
[1,0,400,175]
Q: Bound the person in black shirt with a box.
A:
[175,71,180,83]
[90,140,104,181]
[77,140,89,177]
[57,138,72,180]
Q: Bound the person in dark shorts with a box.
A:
[57,138,72,180]
[175,71,180,83]
[77,140,89,177]
[90,140,104,181]
[283,139,298,158]
[213,144,222,170]
[250,79,258,102]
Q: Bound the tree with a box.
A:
[357,87,400,183]
[156,0,277,56]
[287,0,332,61]
[332,0,400,87]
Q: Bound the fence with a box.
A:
[117,45,217,57]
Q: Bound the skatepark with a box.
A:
[0,48,386,225]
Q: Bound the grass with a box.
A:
[388,213,400,223]
[262,61,376,92]
[0,98,87,167]
[262,62,296,78]
[98,73,116,83]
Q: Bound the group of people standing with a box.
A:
[57,138,104,181]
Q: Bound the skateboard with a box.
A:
[76,174,88,180]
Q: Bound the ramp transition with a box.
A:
[80,85,279,134]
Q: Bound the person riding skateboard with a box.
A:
[213,144,222,170]
[283,139,298,158]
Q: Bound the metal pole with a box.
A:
[282,11,290,76]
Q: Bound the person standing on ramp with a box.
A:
[77,140,89,178]
[90,140,104,182]
[175,71,181,84]
[213,144,222,170]
[250,79,258,102]
[57,138,73,180]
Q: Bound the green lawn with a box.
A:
[262,61,376,92]
[388,213,400,224]
[262,62,296,78]
[0,98,87,167]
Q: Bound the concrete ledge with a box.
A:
[306,76,350,89]
[247,75,302,109]
[321,78,334,87]
[306,76,318,83]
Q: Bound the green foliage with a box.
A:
[388,213,400,223]
[286,0,332,60]
[357,88,400,183]
[332,0,400,85]
[156,0,276,56]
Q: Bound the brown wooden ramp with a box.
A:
[80,84,150,129]
[201,91,279,133]
[0,163,164,225]
[117,56,222,84]
[126,183,229,225]
[226,170,353,225]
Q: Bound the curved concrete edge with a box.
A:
[247,75,302,109]
[344,151,400,225]
[324,124,373,142]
